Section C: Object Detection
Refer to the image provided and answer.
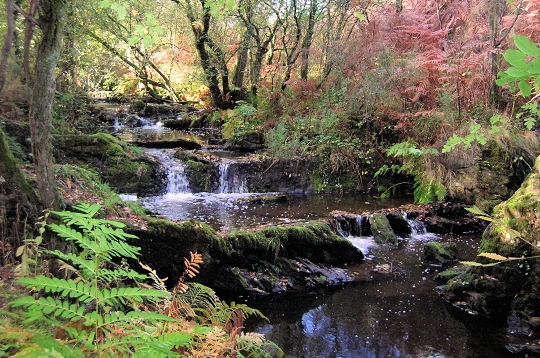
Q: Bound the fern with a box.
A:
[10,204,178,355]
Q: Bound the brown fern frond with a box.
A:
[172,251,204,294]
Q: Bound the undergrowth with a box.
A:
[2,203,282,357]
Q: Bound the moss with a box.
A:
[53,133,161,194]
[422,241,458,265]
[184,159,216,192]
[480,155,540,256]
[369,213,397,244]
[225,221,364,264]
[146,218,231,258]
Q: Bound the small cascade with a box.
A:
[217,159,247,194]
[166,160,191,194]
[402,213,438,240]
[146,149,191,194]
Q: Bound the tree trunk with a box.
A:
[232,30,250,89]
[23,0,39,85]
[29,0,67,210]
[0,127,40,221]
[488,0,506,107]
[0,0,15,93]
[300,0,317,80]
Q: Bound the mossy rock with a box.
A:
[184,159,218,192]
[439,155,540,339]
[128,218,231,287]
[53,133,165,195]
[369,213,397,244]
[479,155,540,258]
[225,221,364,264]
[421,241,458,266]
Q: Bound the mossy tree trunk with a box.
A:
[29,0,67,209]
[0,127,40,220]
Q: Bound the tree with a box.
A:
[0,0,15,92]
[236,0,280,97]
[29,0,67,209]
[172,0,234,109]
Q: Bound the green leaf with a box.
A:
[524,116,536,130]
[503,49,527,68]
[518,80,532,97]
[505,66,527,79]
[514,35,540,57]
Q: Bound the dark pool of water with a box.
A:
[247,235,515,358]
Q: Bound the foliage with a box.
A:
[375,141,444,203]
[496,35,540,130]
[496,36,540,99]
[222,101,263,143]
[10,203,177,356]
[6,204,281,357]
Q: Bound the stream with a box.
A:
[114,117,515,358]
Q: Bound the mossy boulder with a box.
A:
[369,213,397,244]
[131,219,364,296]
[421,241,458,267]
[438,155,540,351]
[128,218,231,286]
[53,133,166,195]
[225,221,364,265]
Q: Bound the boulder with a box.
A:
[369,213,398,244]
[421,241,458,267]
[53,133,166,195]
[438,155,540,352]
[129,219,364,297]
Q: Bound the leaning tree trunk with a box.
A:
[29,0,67,209]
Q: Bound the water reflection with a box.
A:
[250,237,513,358]
[139,193,407,232]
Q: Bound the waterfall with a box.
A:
[166,160,191,194]
[402,213,438,240]
[217,159,247,194]
[146,149,191,194]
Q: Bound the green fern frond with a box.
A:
[10,296,87,323]
[17,276,97,303]
[216,301,269,323]
[99,267,148,282]
[179,282,220,309]
[46,250,96,279]
[98,287,170,306]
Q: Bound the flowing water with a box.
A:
[115,120,515,358]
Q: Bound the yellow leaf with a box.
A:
[478,252,508,261]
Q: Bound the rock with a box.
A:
[132,139,202,150]
[368,213,397,244]
[53,133,166,195]
[421,241,458,267]
[438,155,540,345]
[129,219,364,297]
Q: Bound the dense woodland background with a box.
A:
[0,0,539,356]
[1,0,539,209]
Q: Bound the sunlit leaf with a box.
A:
[503,49,526,68]
[478,252,508,261]
[514,35,540,58]
[518,80,532,97]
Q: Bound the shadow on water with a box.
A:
[246,235,515,358]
